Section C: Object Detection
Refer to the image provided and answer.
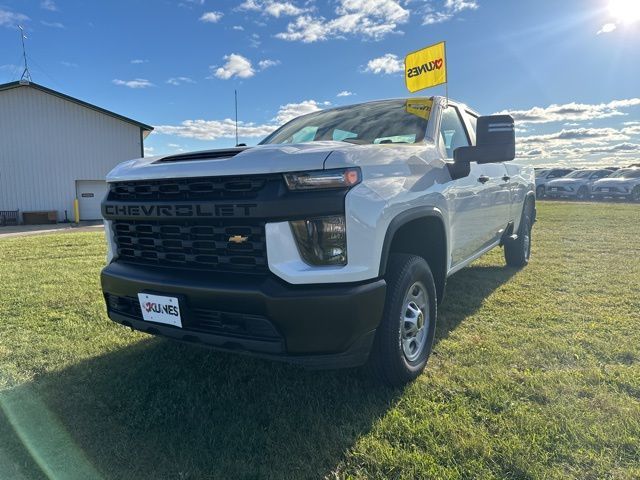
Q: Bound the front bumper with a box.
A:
[101,262,386,369]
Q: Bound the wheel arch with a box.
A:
[379,207,448,304]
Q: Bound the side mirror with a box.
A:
[449,115,516,179]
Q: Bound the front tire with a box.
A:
[536,185,545,198]
[632,186,640,203]
[368,254,437,386]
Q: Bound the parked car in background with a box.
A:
[591,168,640,202]
[535,168,574,198]
[545,169,613,200]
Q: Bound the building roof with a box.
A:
[0,80,154,135]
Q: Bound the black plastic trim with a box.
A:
[101,262,386,363]
[378,206,447,277]
[111,312,375,369]
[102,177,348,222]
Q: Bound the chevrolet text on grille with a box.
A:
[103,203,258,218]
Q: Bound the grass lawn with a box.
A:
[0,201,639,479]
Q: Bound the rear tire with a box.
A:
[368,254,437,387]
[536,186,545,198]
[505,208,532,268]
[632,186,640,203]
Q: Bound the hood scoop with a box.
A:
[155,147,251,163]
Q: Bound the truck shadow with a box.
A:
[0,263,516,480]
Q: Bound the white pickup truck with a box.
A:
[100,96,535,385]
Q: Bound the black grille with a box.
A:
[109,174,277,202]
[106,294,281,339]
[112,220,267,272]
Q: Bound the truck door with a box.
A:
[462,111,512,248]
[440,105,491,265]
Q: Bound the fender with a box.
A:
[378,206,448,277]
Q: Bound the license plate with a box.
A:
[601,188,609,192]
[138,293,182,327]
[551,187,558,191]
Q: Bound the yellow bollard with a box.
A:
[74,198,80,224]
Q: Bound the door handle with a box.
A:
[502,175,511,182]
[478,175,490,184]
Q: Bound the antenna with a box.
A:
[234,89,239,147]
[18,25,32,82]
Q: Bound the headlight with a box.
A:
[283,168,361,191]
[290,215,347,266]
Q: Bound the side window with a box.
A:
[289,126,318,143]
[332,129,358,141]
[439,107,470,159]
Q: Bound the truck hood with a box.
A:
[107,142,344,182]
[106,141,439,182]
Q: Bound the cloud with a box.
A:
[445,0,479,13]
[200,11,223,23]
[496,98,640,124]
[515,121,640,163]
[60,61,78,67]
[585,143,640,154]
[273,100,325,123]
[597,23,617,34]
[232,25,245,30]
[212,54,255,79]
[166,76,196,86]
[0,8,29,27]
[337,90,354,97]
[40,20,64,28]
[112,78,155,88]
[519,127,629,144]
[238,1,307,17]
[275,0,410,42]
[130,59,149,64]
[156,119,276,141]
[0,63,21,73]
[424,0,478,24]
[258,59,280,70]
[423,12,453,24]
[364,53,403,74]
[40,0,57,11]
[155,99,328,141]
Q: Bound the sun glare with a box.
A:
[609,0,640,25]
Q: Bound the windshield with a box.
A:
[535,169,550,177]
[610,169,640,178]
[564,170,592,178]
[260,100,430,146]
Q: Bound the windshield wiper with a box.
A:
[339,138,367,145]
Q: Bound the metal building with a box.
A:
[0,80,153,222]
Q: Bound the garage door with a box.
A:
[76,180,109,220]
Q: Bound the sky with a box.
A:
[1,0,639,167]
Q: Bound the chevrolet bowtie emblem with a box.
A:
[228,235,249,244]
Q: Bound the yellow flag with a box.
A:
[405,41,447,93]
